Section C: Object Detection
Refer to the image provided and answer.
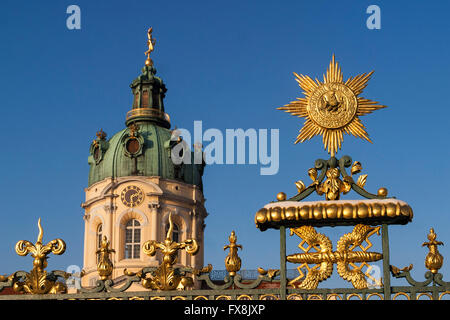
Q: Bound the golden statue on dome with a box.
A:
[145,27,156,66]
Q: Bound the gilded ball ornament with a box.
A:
[276,192,287,201]
[377,187,388,197]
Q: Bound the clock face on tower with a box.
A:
[121,185,144,207]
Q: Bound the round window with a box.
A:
[126,138,140,154]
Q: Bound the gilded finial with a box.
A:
[223,231,243,276]
[12,219,67,294]
[422,228,444,274]
[125,212,199,290]
[96,236,115,281]
[96,129,107,140]
[145,27,156,66]
[276,192,286,201]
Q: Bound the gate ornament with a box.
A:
[254,155,413,231]
[291,156,386,202]
[423,228,444,274]
[124,213,199,290]
[3,218,69,294]
[96,236,115,281]
[224,231,242,276]
[287,224,382,289]
[278,55,386,157]
[255,55,415,294]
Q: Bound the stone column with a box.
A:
[82,212,90,287]
[148,202,160,261]
[190,210,197,268]
[103,204,117,239]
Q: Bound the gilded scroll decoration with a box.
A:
[124,213,200,290]
[8,218,68,294]
[296,157,385,201]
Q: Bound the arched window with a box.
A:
[96,224,103,263]
[165,222,180,243]
[125,219,141,259]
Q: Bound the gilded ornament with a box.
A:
[11,218,68,294]
[276,192,287,201]
[128,122,140,138]
[278,55,386,156]
[315,167,351,200]
[295,158,378,201]
[125,213,199,290]
[96,129,107,140]
[422,228,444,274]
[287,224,382,289]
[377,187,388,197]
[92,129,106,148]
[350,161,362,175]
[96,236,115,281]
[356,174,368,188]
[223,231,243,276]
[255,199,413,230]
[295,180,305,193]
[145,27,156,66]
[257,267,279,279]
[390,264,413,276]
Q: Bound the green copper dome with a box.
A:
[87,64,204,189]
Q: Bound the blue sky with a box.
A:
[0,0,449,288]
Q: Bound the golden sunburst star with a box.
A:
[278,55,386,157]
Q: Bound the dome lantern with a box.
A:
[125,27,170,128]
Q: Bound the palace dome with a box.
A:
[87,65,204,189]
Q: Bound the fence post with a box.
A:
[280,225,287,300]
[381,224,391,300]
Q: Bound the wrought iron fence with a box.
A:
[0,217,449,300]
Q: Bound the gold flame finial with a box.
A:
[166,212,174,240]
[37,217,43,244]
